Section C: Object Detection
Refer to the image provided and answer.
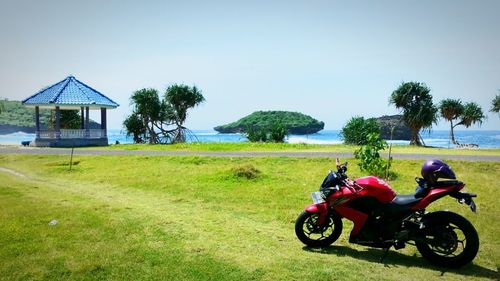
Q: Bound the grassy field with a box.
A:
[97,142,500,156]
[0,154,499,280]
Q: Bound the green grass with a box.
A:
[96,142,500,156]
[0,154,499,280]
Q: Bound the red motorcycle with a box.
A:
[295,159,479,268]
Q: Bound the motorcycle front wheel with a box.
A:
[416,211,479,268]
[295,211,343,247]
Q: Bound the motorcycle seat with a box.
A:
[391,194,421,206]
[429,180,463,188]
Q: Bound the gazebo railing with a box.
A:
[38,130,57,139]
[61,129,86,138]
[88,129,106,138]
[37,129,107,139]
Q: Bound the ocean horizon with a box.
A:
[1,129,499,149]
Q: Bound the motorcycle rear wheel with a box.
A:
[295,211,343,247]
[416,211,479,268]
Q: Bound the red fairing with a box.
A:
[335,206,368,236]
[412,183,464,210]
[355,176,397,203]
[305,202,328,225]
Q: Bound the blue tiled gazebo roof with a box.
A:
[22,76,119,109]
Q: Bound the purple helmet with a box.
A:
[421,159,456,183]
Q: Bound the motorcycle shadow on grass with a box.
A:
[302,246,499,279]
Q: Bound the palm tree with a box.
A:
[455,102,485,129]
[439,99,464,145]
[164,84,205,143]
[389,82,438,146]
[491,93,500,114]
[129,88,162,144]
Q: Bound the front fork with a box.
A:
[305,202,329,225]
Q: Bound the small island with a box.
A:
[375,114,411,140]
[214,111,324,135]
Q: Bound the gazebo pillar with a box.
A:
[35,106,40,138]
[100,107,107,138]
[55,106,61,139]
[80,107,84,129]
[85,107,90,137]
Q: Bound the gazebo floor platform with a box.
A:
[31,138,109,147]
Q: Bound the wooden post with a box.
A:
[55,106,61,139]
[100,107,107,138]
[35,106,40,138]
[80,107,84,129]
[85,107,90,138]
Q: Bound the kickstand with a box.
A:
[380,247,391,263]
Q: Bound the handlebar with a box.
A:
[335,158,363,193]
[320,158,362,195]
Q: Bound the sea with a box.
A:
[1,129,499,148]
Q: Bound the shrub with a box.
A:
[232,164,261,179]
[340,116,380,145]
[269,121,288,143]
[354,133,392,178]
[245,126,268,142]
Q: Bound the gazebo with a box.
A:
[22,76,119,147]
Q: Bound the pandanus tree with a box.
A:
[124,88,162,144]
[123,84,205,144]
[439,99,485,145]
[164,84,205,143]
[457,102,485,129]
[439,99,464,144]
[491,93,500,114]
[389,82,438,146]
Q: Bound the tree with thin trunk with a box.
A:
[389,82,438,146]
[439,99,485,145]
[439,99,464,145]
[164,84,205,143]
[491,93,500,114]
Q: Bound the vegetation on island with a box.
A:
[244,120,288,143]
[439,99,485,145]
[123,84,205,144]
[214,111,324,135]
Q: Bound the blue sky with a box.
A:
[0,0,499,130]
